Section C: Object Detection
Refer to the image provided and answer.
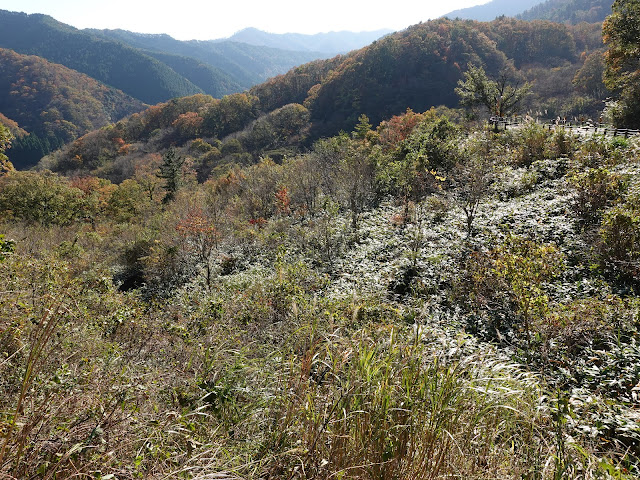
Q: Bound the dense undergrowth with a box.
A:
[1,115,640,479]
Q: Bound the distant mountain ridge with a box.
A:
[88,29,326,88]
[45,16,607,180]
[140,50,243,98]
[442,0,543,21]
[219,27,394,54]
[0,10,203,104]
[0,8,397,170]
[0,9,341,106]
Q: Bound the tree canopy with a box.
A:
[455,64,531,118]
[0,123,14,174]
[603,0,640,127]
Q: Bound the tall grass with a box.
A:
[267,323,609,479]
[0,234,630,479]
[0,295,65,472]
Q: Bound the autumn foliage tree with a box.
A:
[274,185,292,215]
[573,50,609,100]
[0,123,14,174]
[176,207,219,286]
[172,112,204,142]
[376,109,424,151]
[69,175,116,224]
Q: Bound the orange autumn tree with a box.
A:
[274,185,291,215]
[377,108,424,151]
[69,175,116,224]
[175,207,219,287]
[173,112,204,141]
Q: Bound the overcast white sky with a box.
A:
[0,0,491,40]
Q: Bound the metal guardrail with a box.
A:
[489,116,523,129]
[541,124,640,138]
[488,116,640,138]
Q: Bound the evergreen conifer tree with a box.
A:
[157,147,184,203]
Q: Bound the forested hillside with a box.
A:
[301,19,509,137]
[520,0,614,23]
[0,10,330,106]
[258,18,605,137]
[443,0,615,24]
[137,51,243,98]
[0,9,347,169]
[40,18,610,180]
[0,48,144,169]
[0,12,610,173]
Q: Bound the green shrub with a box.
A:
[544,128,579,159]
[189,138,215,153]
[574,134,629,168]
[107,179,151,223]
[0,171,85,226]
[221,138,244,156]
[599,204,640,281]
[398,113,461,175]
[513,122,550,166]
[493,235,564,346]
[455,235,564,348]
[0,234,14,261]
[544,296,631,356]
[569,168,628,223]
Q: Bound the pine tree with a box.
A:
[157,147,184,203]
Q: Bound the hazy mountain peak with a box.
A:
[442,0,543,21]
[218,27,394,54]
